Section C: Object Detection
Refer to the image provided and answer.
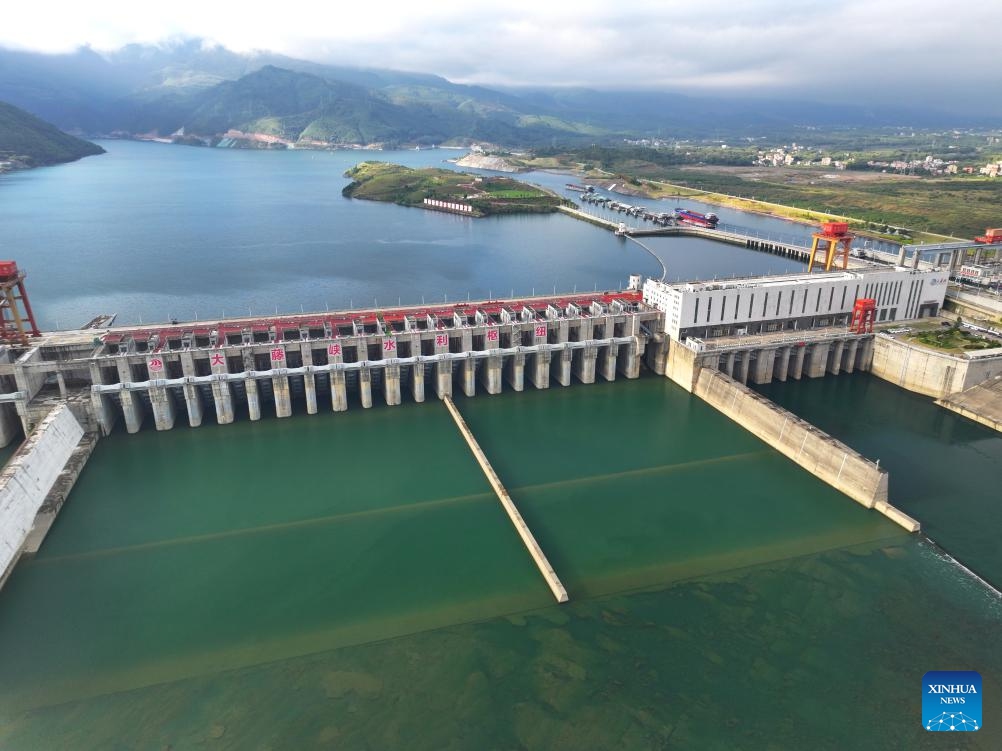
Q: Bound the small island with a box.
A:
[342,162,566,217]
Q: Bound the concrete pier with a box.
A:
[828,340,845,376]
[806,343,829,378]
[245,377,261,421]
[331,370,348,412]
[507,352,525,392]
[573,345,597,384]
[791,346,806,380]
[90,391,116,436]
[410,363,425,403]
[301,346,318,415]
[844,339,860,374]
[210,352,235,424]
[775,347,791,382]
[736,351,750,384]
[434,333,452,399]
[443,396,568,603]
[618,340,640,379]
[752,348,775,385]
[271,374,292,419]
[724,351,736,378]
[182,381,203,427]
[149,384,176,431]
[531,350,551,389]
[556,350,572,386]
[600,344,618,382]
[483,353,502,395]
[359,367,373,409]
[646,337,668,376]
[462,357,476,397]
[120,388,144,434]
[385,364,402,406]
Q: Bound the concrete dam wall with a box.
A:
[692,369,918,531]
[0,404,85,588]
[870,334,1002,399]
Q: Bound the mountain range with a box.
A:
[0,40,975,148]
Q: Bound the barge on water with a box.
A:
[674,208,719,228]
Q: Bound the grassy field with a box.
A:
[540,149,1002,240]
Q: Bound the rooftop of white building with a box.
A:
[655,264,939,294]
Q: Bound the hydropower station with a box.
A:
[2,221,1001,595]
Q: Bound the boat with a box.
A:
[673,208,719,228]
[565,183,594,193]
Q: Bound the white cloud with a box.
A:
[1,0,999,108]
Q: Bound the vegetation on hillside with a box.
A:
[0,100,104,169]
[342,162,565,216]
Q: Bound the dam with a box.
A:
[2,289,662,438]
[1,257,974,591]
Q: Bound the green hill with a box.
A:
[0,100,104,169]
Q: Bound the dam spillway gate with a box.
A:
[1,291,666,436]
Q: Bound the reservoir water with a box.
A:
[0,143,999,748]
[0,141,806,330]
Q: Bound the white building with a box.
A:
[644,267,949,341]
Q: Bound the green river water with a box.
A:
[0,376,999,749]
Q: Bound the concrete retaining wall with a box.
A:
[664,341,705,392]
[0,404,84,588]
[693,369,918,531]
[870,334,1002,399]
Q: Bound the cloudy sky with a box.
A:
[2,1,998,108]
